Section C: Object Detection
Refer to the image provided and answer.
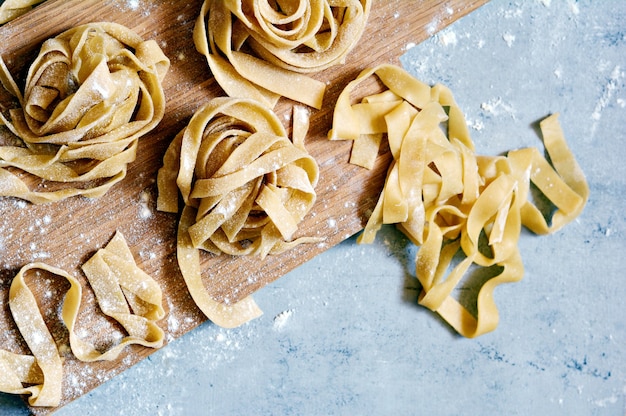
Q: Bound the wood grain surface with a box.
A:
[0,0,488,412]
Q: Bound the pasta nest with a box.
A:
[0,22,169,203]
[158,97,320,258]
[194,0,371,109]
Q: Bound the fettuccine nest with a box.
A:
[0,22,170,203]
[194,0,371,109]
[158,97,320,258]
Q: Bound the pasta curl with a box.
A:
[330,64,589,338]
[194,0,371,109]
[0,22,169,203]
[157,97,319,326]
[0,0,45,25]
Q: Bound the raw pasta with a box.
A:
[0,0,45,24]
[329,64,589,338]
[0,231,166,407]
[193,0,371,109]
[78,230,166,361]
[0,22,169,204]
[157,97,319,327]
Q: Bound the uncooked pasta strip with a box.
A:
[0,232,166,406]
[157,97,320,327]
[77,231,166,361]
[0,22,169,203]
[177,205,263,328]
[2,263,72,407]
[0,0,45,24]
[194,0,370,109]
[329,63,588,337]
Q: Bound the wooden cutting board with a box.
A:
[0,0,488,412]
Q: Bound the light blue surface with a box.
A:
[2,0,625,415]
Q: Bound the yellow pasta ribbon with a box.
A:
[157,97,320,327]
[193,0,371,109]
[0,0,45,24]
[1,263,71,407]
[0,22,169,203]
[329,63,589,338]
[78,231,166,361]
[0,232,166,407]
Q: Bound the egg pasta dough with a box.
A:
[193,0,371,109]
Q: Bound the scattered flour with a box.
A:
[591,66,622,121]
[139,190,153,219]
[502,32,516,47]
[273,309,294,331]
[438,30,458,46]
[480,97,517,119]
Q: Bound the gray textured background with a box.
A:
[2,0,625,415]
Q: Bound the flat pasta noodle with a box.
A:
[329,63,589,338]
[193,0,371,109]
[0,22,169,204]
[0,232,166,407]
[0,0,45,24]
[157,97,320,327]
[77,230,167,361]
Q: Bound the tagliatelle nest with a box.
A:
[0,22,170,203]
[194,0,371,109]
[157,97,320,327]
[158,96,319,257]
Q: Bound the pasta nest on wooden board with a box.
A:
[0,22,170,203]
[157,97,320,328]
[194,0,371,109]
[157,96,320,258]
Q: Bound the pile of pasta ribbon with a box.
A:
[0,22,169,203]
[194,0,371,109]
[157,97,319,327]
[0,232,166,407]
[330,64,589,338]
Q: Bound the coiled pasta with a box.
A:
[193,0,371,109]
[157,97,319,327]
[0,22,169,203]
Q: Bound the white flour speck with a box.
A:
[502,32,516,47]
[139,190,153,219]
[439,30,458,46]
[591,65,622,122]
[273,309,294,331]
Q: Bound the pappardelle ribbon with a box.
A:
[0,0,45,25]
[330,63,589,337]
